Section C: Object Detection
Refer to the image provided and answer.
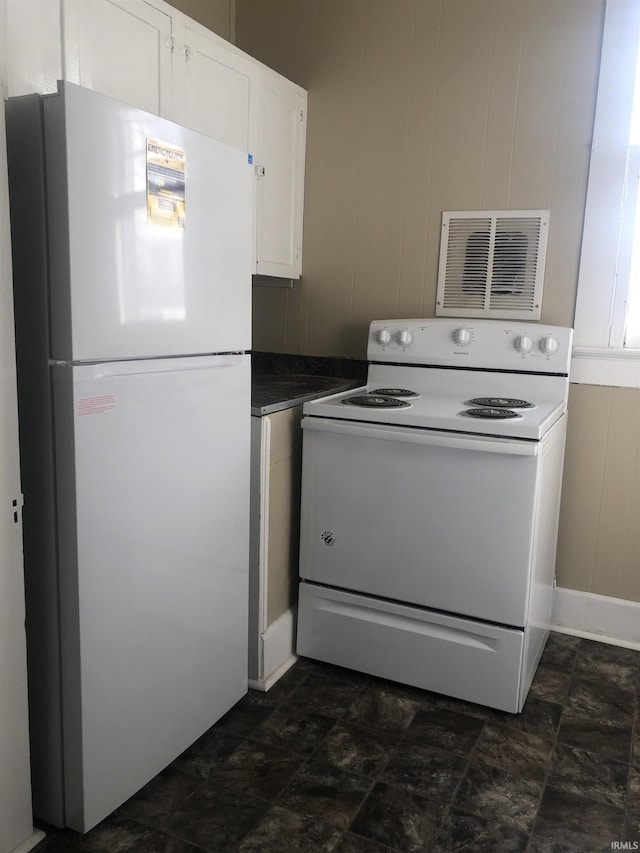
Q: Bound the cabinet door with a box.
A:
[6,0,63,96]
[62,0,173,118]
[256,70,307,279]
[256,66,307,278]
[180,25,258,155]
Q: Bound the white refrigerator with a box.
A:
[6,82,253,832]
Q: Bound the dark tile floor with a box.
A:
[34,632,639,852]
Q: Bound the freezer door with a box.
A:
[44,82,252,360]
[51,355,250,832]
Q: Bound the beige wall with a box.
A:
[265,407,303,625]
[557,384,640,601]
[237,0,603,358]
[166,0,234,40]
[235,0,640,606]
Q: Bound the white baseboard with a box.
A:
[248,654,297,692]
[10,830,46,853]
[248,607,298,692]
[551,587,640,651]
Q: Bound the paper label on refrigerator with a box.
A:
[78,395,116,417]
[146,139,186,230]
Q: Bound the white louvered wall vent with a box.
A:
[436,210,549,320]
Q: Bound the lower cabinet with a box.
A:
[248,406,302,689]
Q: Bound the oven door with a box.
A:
[299,416,541,627]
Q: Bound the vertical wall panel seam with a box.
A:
[600,389,625,597]
[590,386,614,593]
[591,389,640,599]
[279,0,285,76]
[506,0,527,207]
[348,0,366,330]
[479,1,499,205]
[547,0,571,230]
[420,0,442,317]
[395,0,417,318]
[630,399,640,599]
[618,390,640,598]
[283,278,290,352]
[279,0,290,353]
[229,0,236,44]
[568,0,606,326]
[302,0,320,355]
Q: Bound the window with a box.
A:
[623,51,640,348]
[572,0,640,387]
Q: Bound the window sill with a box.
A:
[571,347,640,388]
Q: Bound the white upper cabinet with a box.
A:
[255,69,306,280]
[6,0,63,96]
[179,25,258,155]
[63,0,174,118]
[5,0,307,280]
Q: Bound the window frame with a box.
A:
[572,0,640,388]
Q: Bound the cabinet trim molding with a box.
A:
[248,607,298,692]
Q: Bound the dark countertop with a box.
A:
[251,373,363,416]
[250,351,367,416]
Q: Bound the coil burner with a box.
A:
[370,388,419,398]
[342,395,411,409]
[460,407,521,420]
[466,397,534,409]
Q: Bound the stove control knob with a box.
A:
[515,334,534,353]
[376,329,391,345]
[539,335,559,355]
[397,330,414,347]
[453,327,471,345]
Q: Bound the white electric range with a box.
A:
[296,318,573,713]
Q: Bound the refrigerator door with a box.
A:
[44,82,252,361]
[51,354,250,832]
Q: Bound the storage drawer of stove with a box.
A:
[297,582,525,713]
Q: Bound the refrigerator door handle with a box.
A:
[61,354,250,381]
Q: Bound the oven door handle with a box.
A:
[302,417,539,456]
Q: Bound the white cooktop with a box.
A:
[303,386,565,440]
[303,319,573,441]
